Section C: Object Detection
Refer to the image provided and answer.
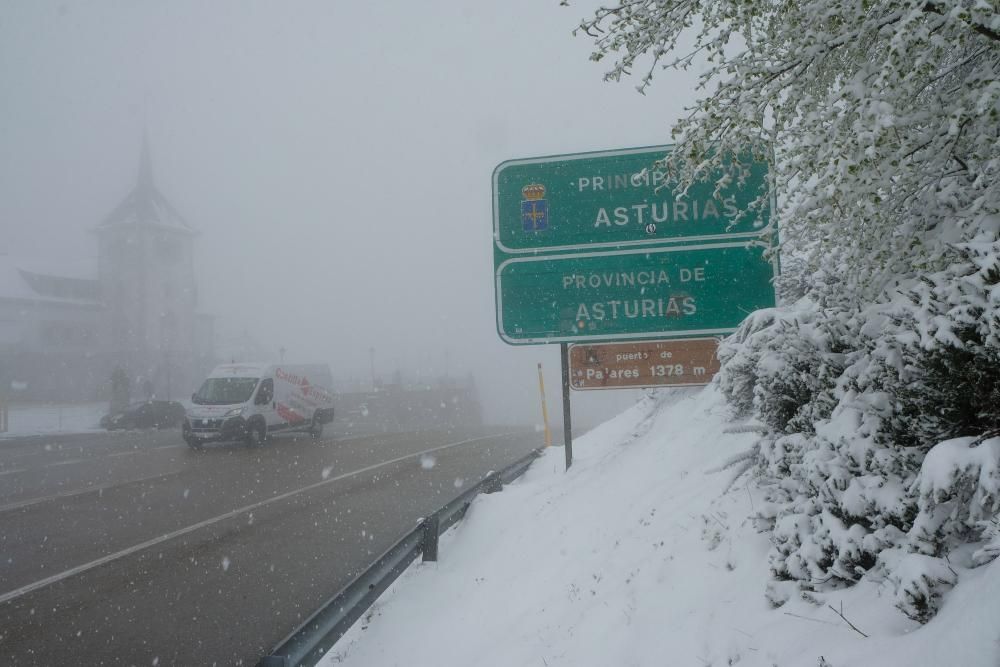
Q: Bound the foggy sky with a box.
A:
[0,1,702,425]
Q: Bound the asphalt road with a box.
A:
[0,422,539,666]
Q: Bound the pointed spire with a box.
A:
[137,129,153,193]
[134,130,156,223]
[94,131,194,234]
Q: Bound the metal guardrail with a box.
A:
[257,447,543,667]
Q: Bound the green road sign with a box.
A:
[496,241,776,344]
[493,145,771,254]
[492,145,777,345]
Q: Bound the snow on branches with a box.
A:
[577,0,1000,301]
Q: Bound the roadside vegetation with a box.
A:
[577,0,999,622]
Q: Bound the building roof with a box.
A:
[0,256,101,306]
[95,134,195,235]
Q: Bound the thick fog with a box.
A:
[0,1,701,428]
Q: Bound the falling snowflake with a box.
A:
[420,455,436,470]
[222,557,231,572]
[453,477,465,488]
[322,466,334,479]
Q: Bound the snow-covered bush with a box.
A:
[881,550,958,623]
[722,244,1000,619]
[890,242,1000,447]
[756,417,918,588]
[717,304,846,433]
[717,308,777,417]
[908,437,1000,557]
[753,313,847,436]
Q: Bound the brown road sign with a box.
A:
[569,338,721,390]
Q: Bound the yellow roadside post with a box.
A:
[537,363,552,447]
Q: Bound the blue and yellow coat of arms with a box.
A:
[521,183,548,232]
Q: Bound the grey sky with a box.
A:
[0,1,701,424]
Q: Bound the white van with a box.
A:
[183,363,335,449]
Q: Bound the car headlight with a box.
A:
[224,407,244,418]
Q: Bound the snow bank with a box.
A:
[323,386,1000,667]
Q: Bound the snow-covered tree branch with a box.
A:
[577,0,999,301]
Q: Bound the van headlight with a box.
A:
[224,407,244,418]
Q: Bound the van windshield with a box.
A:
[192,377,259,405]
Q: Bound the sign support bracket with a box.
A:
[560,342,573,470]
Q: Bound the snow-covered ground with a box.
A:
[323,385,1000,667]
[0,403,106,437]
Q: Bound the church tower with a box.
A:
[95,136,199,398]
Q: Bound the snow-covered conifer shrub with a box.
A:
[736,260,1000,615]
[890,243,1000,447]
[713,244,1000,617]
[718,304,846,432]
[908,437,1000,557]
[752,313,848,435]
[717,308,778,416]
[883,551,958,623]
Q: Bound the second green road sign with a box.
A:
[497,242,774,344]
[493,145,777,345]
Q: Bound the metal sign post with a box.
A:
[537,363,553,447]
[560,343,573,470]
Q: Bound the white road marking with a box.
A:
[0,432,516,605]
[105,445,184,457]
[51,458,85,466]
[6,442,187,470]
[2,432,377,468]
[0,468,26,477]
[0,470,183,515]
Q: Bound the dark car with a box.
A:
[100,400,186,430]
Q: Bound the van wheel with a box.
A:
[246,422,267,447]
[309,418,324,439]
